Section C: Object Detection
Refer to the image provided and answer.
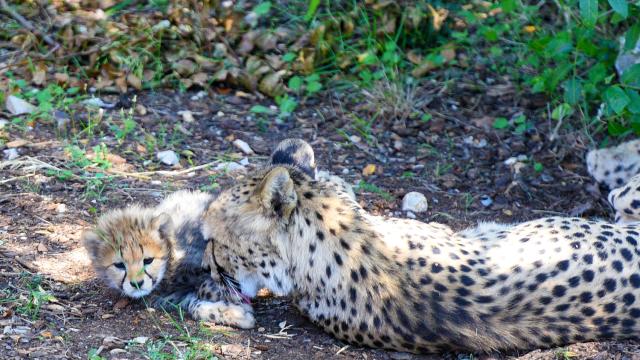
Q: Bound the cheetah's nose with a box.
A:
[130,280,145,289]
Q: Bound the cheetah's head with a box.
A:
[82,207,173,298]
[202,139,317,298]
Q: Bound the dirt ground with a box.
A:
[1,82,640,359]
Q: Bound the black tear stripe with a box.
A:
[120,271,127,289]
[144,269,156,286]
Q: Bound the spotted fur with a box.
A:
[586,139,640,190]
[82,190,254,328]
[202,140,640,353]
[608,173,640,224]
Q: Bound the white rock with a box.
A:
[3,325,30,335]
[0,119,8,129]
[480,195,493,207]
[151,180,162,185]
[178,110,194,123]
[504,157,518,166]
[82,97,115,109]
[131,336,149,344]
[402,192,429,213]
[406,211,416,219]
[349,135,361,143]
[239,157,250,166]
[156,150,179,166]
[217,111,225,117]
[214,162,245,172]
[151,19,171,32]
[232,139,254,155]
[3,148,18,160]
[56,204,67,214]
[6,95,36,115]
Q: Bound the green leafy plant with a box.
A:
[356,180,394,201]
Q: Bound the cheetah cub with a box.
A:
[82,190,255,328]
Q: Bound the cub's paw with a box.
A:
[191,300,256,329]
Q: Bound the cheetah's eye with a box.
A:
[114,262,126,270]
[143,258,154,266]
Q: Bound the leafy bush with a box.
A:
[463,0,640,137]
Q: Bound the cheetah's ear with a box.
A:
[81,229,102,259]
[270,138,316,178]
[257,167,297,219]
[151,213,174,243]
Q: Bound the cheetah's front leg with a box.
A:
[189,278,255,329]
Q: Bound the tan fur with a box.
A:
[83,191,255,328]
[608,173,640,224]
[82,207,171,298]
[586,139,640,189]
[202,165,640,353]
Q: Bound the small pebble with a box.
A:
[214,162,245,172]
[56,204,67,214]
[156,150,180,166]
[402,192,429,213]
[3,148,18,160]
[480,195,493,207]
[233,139,254,155]
[178,110,195,123]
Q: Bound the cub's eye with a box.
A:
[114,262,126,270]
[143,258,154,266]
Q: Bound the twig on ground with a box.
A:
[0,156,221,182]
[0,0,60,49]
[0,173,36,184]
[335,345,349,355]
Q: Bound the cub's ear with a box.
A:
[257,167,297,218]
[151,213,173,242]
[270,138,316,178]
[81,229,101,258]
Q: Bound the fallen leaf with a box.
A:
[258,71,285,97]
[428,4,449,31]
[32,69,46,85]
[115,76,127,93]
[441,46,456,62]
[407,50,423,65]
[174,59,197,76]
[362,164,376,176]
[411,60,438,77]
[126,73,142,90]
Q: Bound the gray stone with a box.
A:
[402,192,428,213]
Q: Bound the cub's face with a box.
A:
[202,167,300,298]
[82,209,172,298]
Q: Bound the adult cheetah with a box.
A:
[201,139,640,353]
